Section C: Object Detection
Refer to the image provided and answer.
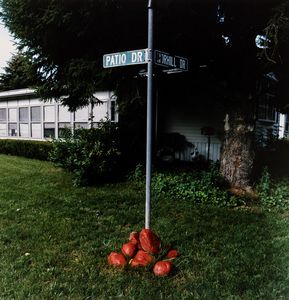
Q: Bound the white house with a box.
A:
[159,97,288,162]
[0,88,287,162]
[0,88,118,140]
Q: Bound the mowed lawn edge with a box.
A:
[0,154,288,299]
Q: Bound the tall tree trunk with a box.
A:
[220,97,256,192]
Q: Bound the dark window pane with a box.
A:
[8,123,17,136]
[44,123,55,138]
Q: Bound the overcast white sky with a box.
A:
[0,22,17,72]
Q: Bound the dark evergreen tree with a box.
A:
[0,0,288,189]
[0,52,38,90]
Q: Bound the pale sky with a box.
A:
[0,21,17,72]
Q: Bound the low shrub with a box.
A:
[257,168,289,209]
[0,139,52,160]
[49,121,121,186]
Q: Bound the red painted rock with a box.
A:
[107,252,126,267]
[139,229,161,255]
[153,261,173,277]
[130,250,154,267]
[129,231,139,245]
[167,249,179,259]
[121,242,137,258]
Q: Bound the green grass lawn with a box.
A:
[0,154,289,299]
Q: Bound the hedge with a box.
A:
[0,139,52,161]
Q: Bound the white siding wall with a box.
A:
[0,90,117,140]
[159,98,223,162]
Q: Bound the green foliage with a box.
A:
[0,0,143,110]
[49,121,121,186]
[0,139,52,160]
[257,167,289,209]
[128,163,144,182]
[0,52,38,91]
[152,166,240,207]
[129,164,240,207]
[2,0,288,112]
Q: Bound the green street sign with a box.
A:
[103,49,149,68]
[154,50,188,71]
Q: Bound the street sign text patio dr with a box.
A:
[103,49,149,68]
[102,46,188,230]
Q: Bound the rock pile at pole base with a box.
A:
[107,228,179,277]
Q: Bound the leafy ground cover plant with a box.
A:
[257,168,289,209]
[130,164,241,207]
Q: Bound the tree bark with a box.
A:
[220,106,255,192]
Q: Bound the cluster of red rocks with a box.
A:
[107,229,179,276]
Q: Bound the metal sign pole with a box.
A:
[102,1,187,230]
[145,0,154,229]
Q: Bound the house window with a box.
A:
[93,102,108,122]
[30,106,41,139]
[19,123,29,137]
[44,106,55,122]
[258,95,276,122]
[8,123,17,136]
[19,107,29,137]
[75,107,88,122]
[0,108,6,122]
[31,106,41,122]
[75,122,88,129]
[58,122,71,137]
[19,107,28,122]
[9,108,17,122]
[0,124,7,136]
[0,108,7,136]
[31,123,42,139]
[31,106,41,139]
[44,123,55,138]
[58,106,71,122]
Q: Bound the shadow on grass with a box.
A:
[150,205,289,299]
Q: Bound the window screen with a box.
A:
[75,107,88,122]
[58,106,71,122]
[0,123,6,136]
[31,123,41,139]
[93,102,108,122]
[19,123,29,137]
[31,106,41,122]
[75,122,88,129]
[19,107,29,122]
[44,106,55,122]
[9,108,17,122]
[0,108,6,122]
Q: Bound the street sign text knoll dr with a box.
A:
[154,50,188,71]
[103,49,148,68]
